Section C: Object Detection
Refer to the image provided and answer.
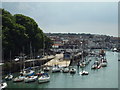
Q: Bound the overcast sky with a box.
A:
[2,2,118,37]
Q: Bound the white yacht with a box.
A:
[24,75,38,83]
[0,82,7,89]
[5,74,13,81]
[38,73,50,83]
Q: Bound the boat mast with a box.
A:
[10,50,12,73]
[23,47,25,70]
[30,42,33,68]
[42,34,45,70]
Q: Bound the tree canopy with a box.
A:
[2,8,52,61]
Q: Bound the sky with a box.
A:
[2,2,118,37]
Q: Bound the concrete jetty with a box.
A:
[25,55,55,62]
[44,54,70,67]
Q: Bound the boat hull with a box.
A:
[0,82,7,89]
[24,76,38,83]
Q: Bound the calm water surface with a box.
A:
[6,51,118,88]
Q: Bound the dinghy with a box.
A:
[0,82,7,89]
[80,70,89,75]
[69,68,76,74]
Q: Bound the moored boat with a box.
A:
[24,75,38,83]
[62,67,69,73]
[69,68,76,74]
[52,65,61,73]
[0,82,7,89]
[38,73,50,84]
[20,69,35,76]
[79,70,89,75]
[100,59,107,67]
[13,76,25,82]
[91,64,98,69]
[5,74,13,81]
[43,66,51,72]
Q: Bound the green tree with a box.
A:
[2,9,52,61]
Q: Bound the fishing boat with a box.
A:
[24,75,38,83]
[5,74,13,81]
[80,70,89,75]
[62,67,69,73]
[0,82,7,89]
[38,73,50,84]
[69,68,76,74]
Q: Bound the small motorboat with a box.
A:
[24,76,38,83]
[43,67,51,72]
[97,64,101,69]
[100,59,107,67]
[80,63,85,68]
[5,74,13,81]
[91,64,98,69]
[52,67,61,73]
[0,82,7,89]
[38,73,50,84]
[69,68,76,74]
[62,67,69,73]
[80,70,89,75]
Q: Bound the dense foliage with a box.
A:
[2,9,53,61]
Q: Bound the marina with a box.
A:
[2,51,118,88]
[1,2,119,89]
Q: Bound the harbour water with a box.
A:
[6,51,118,88]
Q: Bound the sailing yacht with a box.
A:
[24,75,38,83]
[5,51,13,81]
[38,73,50,83]
[13,74,25,82]
[24,43,38,83]
[43,52,51,72]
